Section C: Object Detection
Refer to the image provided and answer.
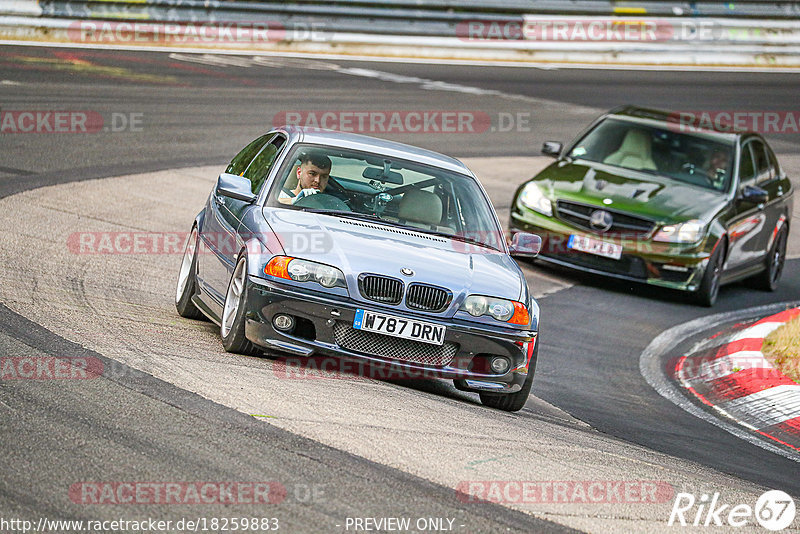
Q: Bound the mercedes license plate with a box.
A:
[568,235,623,260]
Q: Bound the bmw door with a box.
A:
[216,134,286,277]
[198,134,271,310]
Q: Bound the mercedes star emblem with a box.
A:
[589,210,614,232]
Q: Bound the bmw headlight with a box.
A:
[460,295,529,325]
[313,264,343,288]
[653,220,705,243]
[518,182,553,217]
[265,256,346,288]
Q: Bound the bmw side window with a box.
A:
[738,143,756,189]
[751,141,773,184]
[226,134,271,176]
[243,135,286,194]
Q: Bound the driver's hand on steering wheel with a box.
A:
[292,188,320,204]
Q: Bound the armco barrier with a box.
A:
[0,1,799,67]
[1,0,40,16]
[35,0,800,21]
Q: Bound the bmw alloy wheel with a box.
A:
[222,256,247,338]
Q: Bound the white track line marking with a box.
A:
[165,52,601,111]
[730,321,785,342]
[718,385,800,429]
[685,350,773,383]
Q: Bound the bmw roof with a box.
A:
[273,125,475,177]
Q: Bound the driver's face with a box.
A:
[297,162,330,191]
[709,152,728,171]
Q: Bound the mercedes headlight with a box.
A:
[518,182,553,217]
[653,220,705,243]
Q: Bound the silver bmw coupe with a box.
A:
[176,126,542,411]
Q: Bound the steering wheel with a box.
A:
[682,162,716,186]
[293,193,351,211]
[701,168,723,187]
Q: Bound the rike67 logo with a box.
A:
[668,490,796,530]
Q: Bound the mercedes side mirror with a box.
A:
[739,185,768,206]
[541,141,563,158]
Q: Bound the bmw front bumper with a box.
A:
[242,276,538,394]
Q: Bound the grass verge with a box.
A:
[762,316,800,384]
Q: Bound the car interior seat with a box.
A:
[398,189,443,230]
[603,129,658,171]
[283,164,300,192]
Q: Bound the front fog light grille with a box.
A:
[333,323,457,367]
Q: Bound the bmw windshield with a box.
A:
[266,144,505,252]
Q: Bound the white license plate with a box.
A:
[568,234,622,260]
[353,309,445,346]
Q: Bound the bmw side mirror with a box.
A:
[739,185,768,206]
[509,232,542,257]
[541,141,563,158]
[216,173,257,203]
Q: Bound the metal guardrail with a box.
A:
[33,0,800,41]
[35,0,800,22]
[39,0,507,38]
[1,0,799,67]
[70,0,800,17]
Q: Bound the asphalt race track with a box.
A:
[1,45,799,532]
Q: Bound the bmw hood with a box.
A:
[261,208,524,307]
[534,160,728,223]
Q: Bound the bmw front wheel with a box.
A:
[221,253,260,355]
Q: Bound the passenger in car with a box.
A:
[278,151,332,204]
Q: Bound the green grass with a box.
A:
[762,316,800,384]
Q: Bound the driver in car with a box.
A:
[704,149,729,189]
[278,151,332,205]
